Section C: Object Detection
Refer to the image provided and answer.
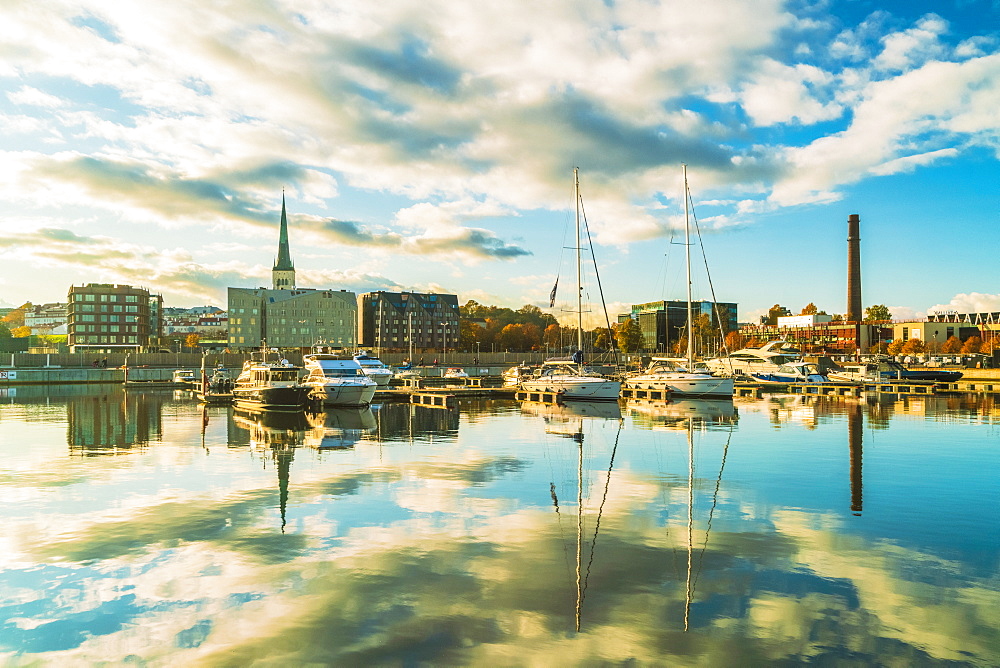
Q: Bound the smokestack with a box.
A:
[847,214,862,322]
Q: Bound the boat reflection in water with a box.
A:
[519,399,622,441]
[626,397,737,430]
[304,407,377,450]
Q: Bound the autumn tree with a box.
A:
[901,338,925,355]
[542,324,561,350]
[864,305,892,322]
[941,335,962,353]
[980,337,997,355]
[1,302,31,329]
[868,341,889,354]
[10,326,31,338]
[961,336,982,354]
[800,303,818,315]
[764,304,791,325]
[185,333,201,348]
[724,330,747,352]
[887,338,905,355]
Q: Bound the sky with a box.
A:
[0,0,998,325]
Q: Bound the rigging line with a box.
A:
[581,418,623,610]
[578,196,621,367]
[687,185,731,357]
[692,422,734,591]
[575,440,584,632]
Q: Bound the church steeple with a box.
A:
[272,192,296,290]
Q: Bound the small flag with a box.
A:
[549,277,559,307]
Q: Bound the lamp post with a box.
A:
[439,322,448,363]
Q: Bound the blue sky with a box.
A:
[0,0,998,324]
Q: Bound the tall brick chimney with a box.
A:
[847,214,862,322]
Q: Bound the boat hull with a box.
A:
[624,373,734,398]
[520,377,621,401]
[233,385,312,410]
[309,382,377,407]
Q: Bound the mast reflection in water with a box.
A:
[0,388,997,666]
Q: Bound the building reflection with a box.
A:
[67,389,166,454]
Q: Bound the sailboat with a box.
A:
[519,169,622,401]
[623,165,734,398]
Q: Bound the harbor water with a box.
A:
[0,385,997,666]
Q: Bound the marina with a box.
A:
[0,384,996,665]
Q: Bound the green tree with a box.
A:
[868,341,889,354]
[0,321,11,339]
[615,318,644,353]
[864,305,892,322]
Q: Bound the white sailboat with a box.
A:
[519,169,621,401]
[624,165,734,398]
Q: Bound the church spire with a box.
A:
[272,191,296,290]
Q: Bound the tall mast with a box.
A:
[684,164,694,367]
[575,168,583,357]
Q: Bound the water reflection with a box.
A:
[0,387,997,665]
[626,397,737,430]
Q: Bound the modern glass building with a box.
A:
[621,299,738,354]
[358,291,460,353]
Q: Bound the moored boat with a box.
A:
[196,364,234,404]
[705,340,801,377]
[622,166,734,399]
[302,348,377,406]
[353,352,395,387]
[232,350,312,410]
[749,361,830,384]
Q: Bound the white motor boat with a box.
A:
[502,364,536,387]
[304,349,377,406]
[442,367,469,379]
[705,340,802,377]
[352,352,395,387]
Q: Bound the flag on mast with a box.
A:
[548,277,559,307]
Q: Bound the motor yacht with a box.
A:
[303,348,377,406]
[232,351,312,410]
[705,341,801,377]
[352,352,395,387]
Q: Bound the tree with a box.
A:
[901,338,925,355]
[1,302,32,329]
[981,337,997,355]
[615,318,644,353]
[864,305,892,322]
[887,338,905,355]
[10,326,31,338]
[941,335,962,353]
[764,304,791,326]
[961,336,982,354]
[0,321,11,339]
[800,303,818,315]
[542,324,561,350]
[868,341,889,354]
[185,333,201,348]
[724,330,747,352]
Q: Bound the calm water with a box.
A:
[0,385,997,666]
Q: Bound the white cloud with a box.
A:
[928,293,1000,315]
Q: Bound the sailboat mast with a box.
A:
[575,168,583,357]
[684,164,694,367]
